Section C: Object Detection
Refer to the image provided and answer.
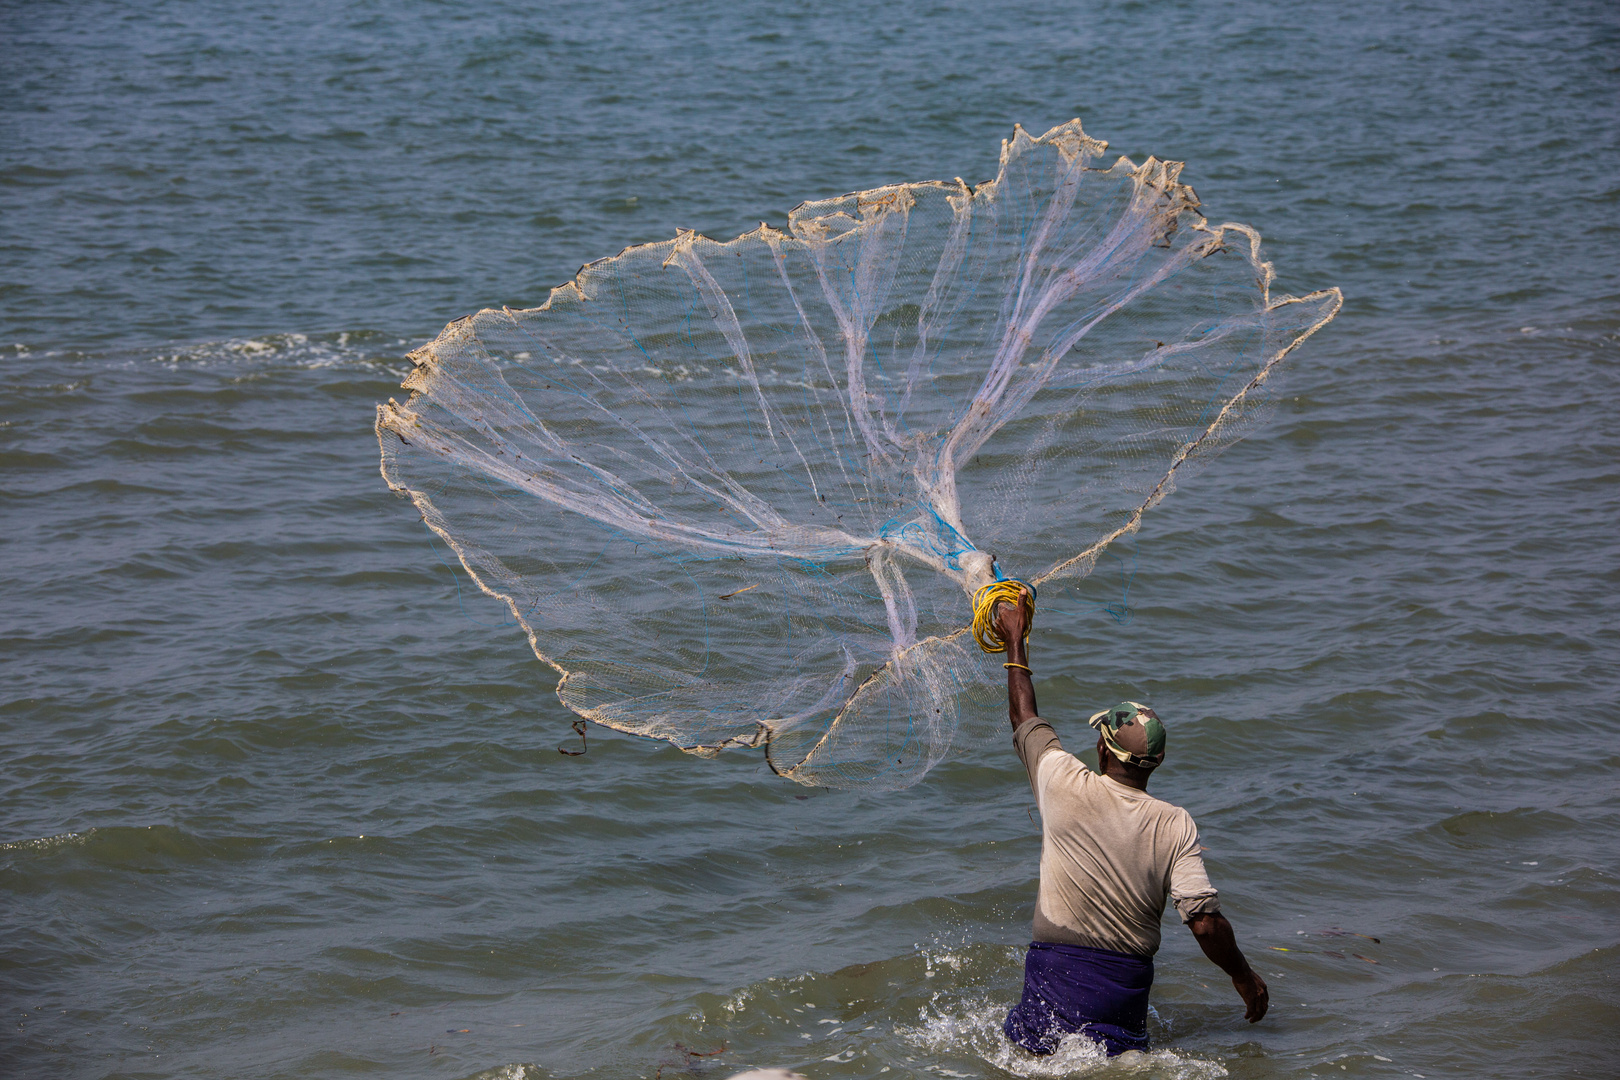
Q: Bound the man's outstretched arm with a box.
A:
[993,587,1038,731]
[1188,912,1269,1022]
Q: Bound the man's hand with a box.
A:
[1188,911,1268,1023]
[993,585,1032,647]
[1231,967,1269,1023]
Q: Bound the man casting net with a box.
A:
[374,119,1340,790]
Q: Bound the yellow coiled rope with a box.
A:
[971,579,1036,653]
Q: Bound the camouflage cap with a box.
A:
[1087,700,1167,770]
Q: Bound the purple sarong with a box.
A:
[1003,941,1154,1056]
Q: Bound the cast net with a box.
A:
[375,120,1340,790]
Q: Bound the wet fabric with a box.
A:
[1003,940,1155,1056]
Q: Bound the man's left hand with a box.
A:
[1232,968,1269,1023]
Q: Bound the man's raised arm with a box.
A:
[993,587,1039,732]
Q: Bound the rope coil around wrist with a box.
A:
[971,579,1036,654]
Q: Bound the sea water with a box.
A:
[2,1,1616,1077]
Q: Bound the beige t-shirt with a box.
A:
[1014,718,1220,958]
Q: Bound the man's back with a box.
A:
[984,586,1268,1056]
[1013,719,1219,957]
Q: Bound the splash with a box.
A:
[376,119,1340,789]
[899,995,1228,1079]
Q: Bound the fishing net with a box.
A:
[375,120,1340,790]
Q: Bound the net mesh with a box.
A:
[375,120,1341,790]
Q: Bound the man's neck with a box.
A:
[1100,763,1150,791]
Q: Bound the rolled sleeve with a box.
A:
[1173,892,1222,923]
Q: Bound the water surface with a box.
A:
[3,2,1617,1078]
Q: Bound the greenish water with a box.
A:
[2,1,1617,1078]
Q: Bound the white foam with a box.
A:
[465,1064,544,1080]
[141,331,412,373]
[897,996,1227,1079]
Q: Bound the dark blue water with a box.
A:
[3,2,1618,1078]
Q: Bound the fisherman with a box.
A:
[991,587,1268,1056]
